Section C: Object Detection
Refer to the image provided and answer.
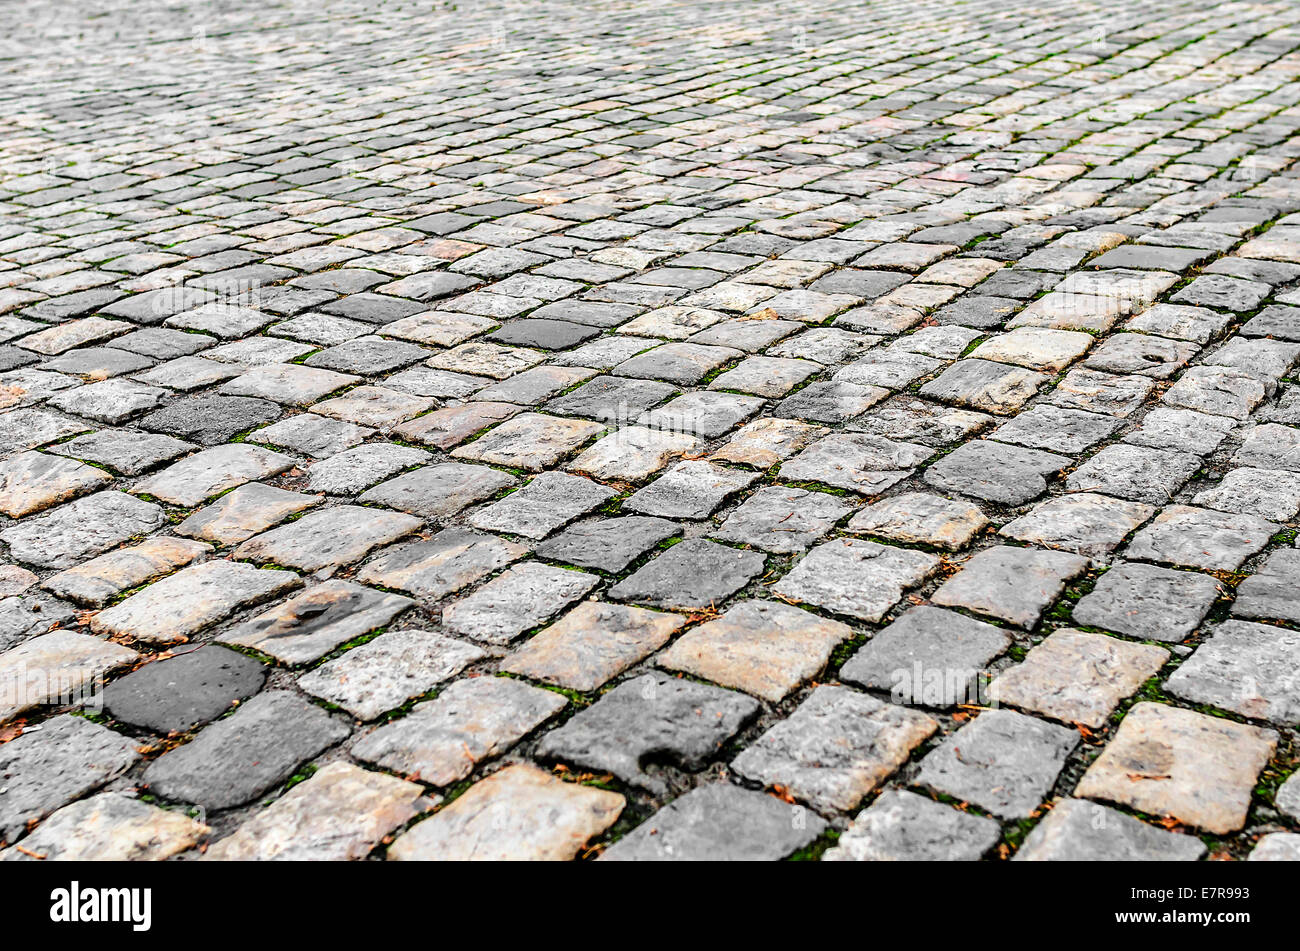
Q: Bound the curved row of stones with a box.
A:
[1,0,1299,861]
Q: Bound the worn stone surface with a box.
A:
[660,601,850,702]
[443,563,598,644]
[205,762,430,861]
[502,601,685,692]
[931,545,1089,627]
[1165,619,1300,725]
[536,673,759,793]
[990,629,1169,727]
[353,676,566,785]
[103,645,267,734]
[5,0,1300,861]
[1073,562,1221,642]
[1014,799,1206,862]
[0,792,209,861]
[600,783,825,861]
[916,709,1079,819]
[824,789,1001,861]
[221,580,414,665]
[840,606,1011,707]
[0,715,142,843]
[388,764,623,861]
[732,685,936,813]
[143,691,349,810]
[91,560,302,645]
[1075,702,1276,834]
[297,629,487,721]
[774,537,939,622]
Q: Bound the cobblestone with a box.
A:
[3,0,1300,862]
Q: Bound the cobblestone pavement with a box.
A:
[1,0,1299,862]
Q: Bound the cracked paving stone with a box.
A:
[221,580,413,666]
[733,684,936,813]
[39,537,208,605]
[533,516,679,573]
[824,789,1001,862]
[102,645,267,735]
[357,529,528,600]
[1000,492,1154,557]
[0,630,140,723]
[600,783,825,862]
[924,439,1069,505]
[1122,505,1278,571]
[0,451,112,518]
[205,762,431,861]
[91,560,301,645]
[359,463,516,520]
[353,676,565,784]
[916,708,1078,819]
[710,417,827,468]
[840,606,1011,708]
[450,412,605,471]
[1066,444,1200,504]
[501,601,685,692]
[470,471,615,539]
[779,432,932,494]
[0,715,141,844]
[1073,561,1222,642]
[931,545,1088,628]
[176,483,320,546]
[918,359,1049,415]
[0,792,209,862]
[623,460,760,519]
[1075,702,1276,834]
[388,763,623,861]
[426,342,543,380]
[143,690,349,810]
[989,628,1168,728]
[847,492,987,550]
[133,444,295,508]
[710,485,850,554]
[659,600,849,702]
[1165,619,1300,725]
[536,672,758,794]
[1,490,164,569]
[304,443,430,495]
[233,505,419,571]
[443,562,598,645]
[1014,798,1205,862]
[1232,422,1300,472]
[608,538,763,610]
[774,537,938,623]
[297,629,487,721]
